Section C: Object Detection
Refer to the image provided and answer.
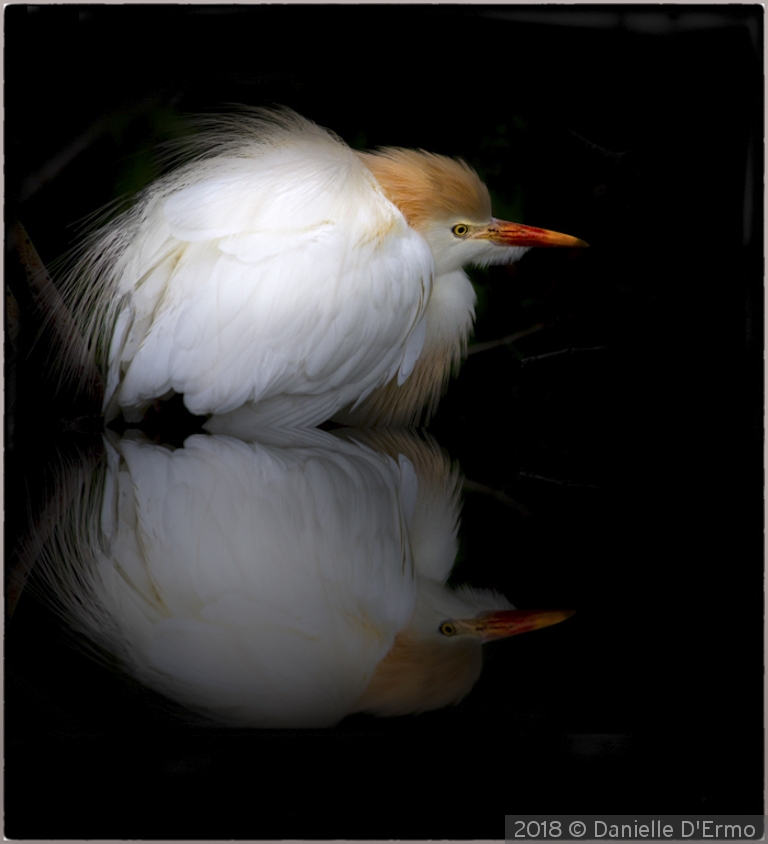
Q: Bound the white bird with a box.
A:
[34,428,572,727]
[62,108,587,428]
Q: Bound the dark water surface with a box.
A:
[5,6,762,839]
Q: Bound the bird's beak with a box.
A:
[477,219,589,249]
[457,609,575,643]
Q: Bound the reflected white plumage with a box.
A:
[64,108,586,427]
[37,429,571,727]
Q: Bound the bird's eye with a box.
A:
[451,224,470,238]
[439,621,457,636]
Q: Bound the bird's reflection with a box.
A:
[31,428,570,727]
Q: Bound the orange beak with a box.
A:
[457,609,575,643]
[477,219,589,249]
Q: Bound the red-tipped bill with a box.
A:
[478,219,589,249]
[457,608,575,642]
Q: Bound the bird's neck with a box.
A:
[339,270,476,427]
[352,622,482,717]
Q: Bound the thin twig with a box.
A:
[519,470,601,490]
[7,442,103,620]
[462,479,532,518]
[467,305,599,357]
[9,221,104,401]
[19,118,108,202]
[521,345,608,365]
[467,321,547,355]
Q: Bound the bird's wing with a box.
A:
[80,433,417,727]
[339,428,462,583]
[107,141,433,424]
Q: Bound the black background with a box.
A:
[5,5,763,839]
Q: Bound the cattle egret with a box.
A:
[61,108,587,428]
[34,428,572,727]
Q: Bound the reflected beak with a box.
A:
[457,609,575,643]
[477,219,589,249]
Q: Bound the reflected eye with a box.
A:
[451,224,470,238]
[439,621,457,636]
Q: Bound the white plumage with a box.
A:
[35,428,571,727]
[63,108,586,428]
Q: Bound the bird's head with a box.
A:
[359,148,587,277]
[353,581,574,717]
